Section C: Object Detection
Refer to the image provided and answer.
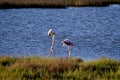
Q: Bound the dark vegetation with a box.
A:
[0,56,120,79]
[0,0,120,8]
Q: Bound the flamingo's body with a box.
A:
[48,29,55,54]
[61,39,73,57]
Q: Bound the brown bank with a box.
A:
[0,0,120,8]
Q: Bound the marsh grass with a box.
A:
[0,56,120,79]
[0,0,120,8]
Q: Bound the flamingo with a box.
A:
[61,39,73,57]
[48,29,55,54]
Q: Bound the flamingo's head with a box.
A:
[48,29,55,36]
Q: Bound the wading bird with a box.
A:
[48,29,55,54]
[61,39,73,57]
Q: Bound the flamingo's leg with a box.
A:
[68,46,71,57]
[66,46,69,57]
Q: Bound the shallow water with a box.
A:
[0,5,120,61]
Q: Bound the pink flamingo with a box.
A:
[48,29,55,54]
[61,39,73,57]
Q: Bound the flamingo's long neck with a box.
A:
[51,35,55,54]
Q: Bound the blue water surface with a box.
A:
[0,5,120,61]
